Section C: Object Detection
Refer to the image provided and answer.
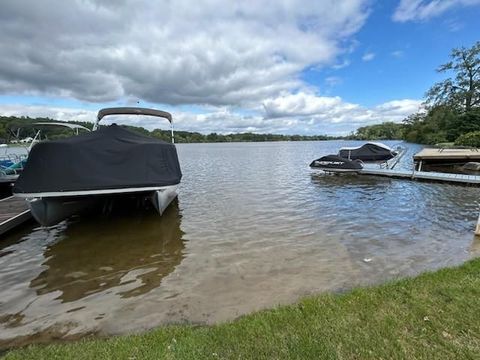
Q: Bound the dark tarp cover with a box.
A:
[338,142,396,161]
[309,155,363,170]
[14,125,182,194]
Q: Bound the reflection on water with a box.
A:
[0,202,184,347]
[30,203,184,302]
[1,140,480,348]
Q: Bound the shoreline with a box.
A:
[4,257,480,359]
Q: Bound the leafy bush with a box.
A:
[455,131,480,147]
[423,131,448,145]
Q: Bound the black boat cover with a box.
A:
[310,155,363,171]
[338,142,396,161]
[14,125,182,194]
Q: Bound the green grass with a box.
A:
[4,258,480,359]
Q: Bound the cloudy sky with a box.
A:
[0,0,479,135]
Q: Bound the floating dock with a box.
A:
[414,147,480,161]
[358,168,480,185]
[414,148,480,170]
[0,196,31,236]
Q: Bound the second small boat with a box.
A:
[309,155,363,173]
[338,142,398,162]
[310,141,404,173]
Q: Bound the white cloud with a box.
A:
[0,96,423,136]
[262,92,422,134]
[264,92,422,132]
[393,0,480,22]
[331,59,352,69]
[325,76,343,87]
[391,50,405,58]
[0,0,370,107]
[362,52,376,61]
[1,1,432,135]
[445,18,464,32]
[374,99,424,117]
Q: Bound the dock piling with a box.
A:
[476,212,480,236]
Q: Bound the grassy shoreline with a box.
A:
[4,258,480,359]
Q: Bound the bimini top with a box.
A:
[95,107,172,130]
[13,125,182,195]
[338,142,397,162]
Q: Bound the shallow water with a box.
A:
[1,140,480,348]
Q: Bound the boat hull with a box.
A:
[28,196,97,227]
[150,186,178,215]
[310,155,363,173]
[23,185,178,227]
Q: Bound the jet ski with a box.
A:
[309,155,363,173]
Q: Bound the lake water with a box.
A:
[1,140,480,348]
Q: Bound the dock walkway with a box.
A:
[0,196,31,236]
[358,168,480,185]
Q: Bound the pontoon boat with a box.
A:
[13,107,182,226]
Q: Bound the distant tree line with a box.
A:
[352,41,480,146]
[0,115,339,144]
[0,116,94,143]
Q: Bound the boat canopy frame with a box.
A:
[94,107,175,143]
[8,121,92,152]
[31,122,91,134]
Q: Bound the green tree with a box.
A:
[355,122,404,140]
[426,41,480,112]
[455,130,480,147]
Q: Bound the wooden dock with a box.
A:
[0,196,31,236]
[413,147,480,170]
[413,147,480,161]
[358,168,480,185]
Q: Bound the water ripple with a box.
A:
[1,140,479,347]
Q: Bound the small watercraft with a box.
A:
[0,144,27,188]
[309,155,363,173]
[338,142,397,162]
[0,144,24,169]
[13,107,182,226]
[310,141,405,174]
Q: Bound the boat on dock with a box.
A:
[309,155,363,173]
[338,142,399,162]
[310,142,404,173]
[0,160,27,190]
[0,144,23,169]
[0,145,26,189]
[310,142,480,187]
[13,107,182,226]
